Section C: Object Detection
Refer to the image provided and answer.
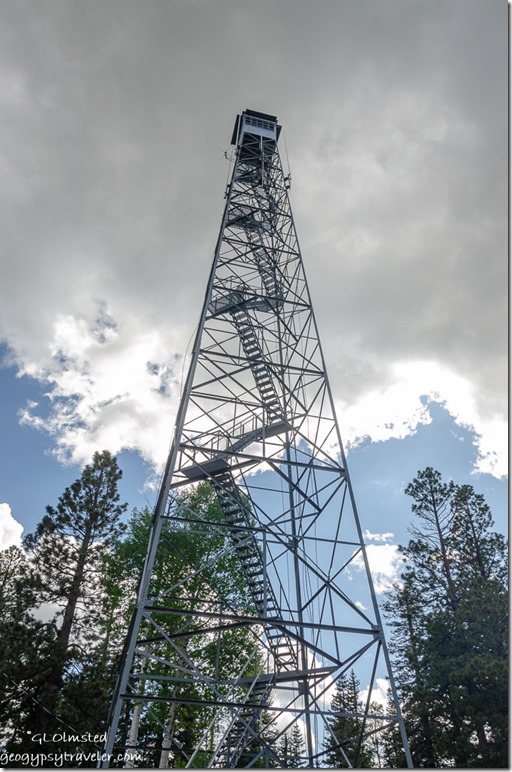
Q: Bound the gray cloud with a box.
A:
[0,0,506,470]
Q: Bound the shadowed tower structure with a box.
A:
[102,109,412,768]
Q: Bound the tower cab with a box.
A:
[231,109,282,164]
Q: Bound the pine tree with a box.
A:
[278,722,306,768]
[403,467,459,611]
[323,670,374,767]
[449,483,508,585]
[385,468,508,768]
[383,574,444,767]
[5,450,127,758]
[0,545,52,747]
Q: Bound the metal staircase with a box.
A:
[201,200,295,764]
[199,171,296,765]
[211,468,297,671]
[207,161,299,668]
[230,306,282,423]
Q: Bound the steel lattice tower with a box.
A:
[102,109,412,769]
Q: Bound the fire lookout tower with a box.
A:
[102,109,412,768]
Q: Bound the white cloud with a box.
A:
[17,307,185,467]
[353,543,404,594]
[360,677,391,710]
[338,360,507,478]
[0,2,505,481]
[13,325,507,480]
[363,530,394,543]
[0,502,23,549]
[473,416,509,478]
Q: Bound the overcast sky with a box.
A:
[0,1,507,572]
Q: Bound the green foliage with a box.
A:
[323,670,374,768]
[384,467,508,768]
[101,482,267,767]
[1,451,128,763]
[278,722,306,768]
[0,464,269,767]
[0,545,53,747]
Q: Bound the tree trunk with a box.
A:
[36,522,94,733]
[158,648,189,768]
[124,644,150,768]
[35,466,105,733]
[159,702,178,769]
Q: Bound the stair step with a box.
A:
[248,577,264,585]
[247,581,264,590]
[242,562,263,570]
